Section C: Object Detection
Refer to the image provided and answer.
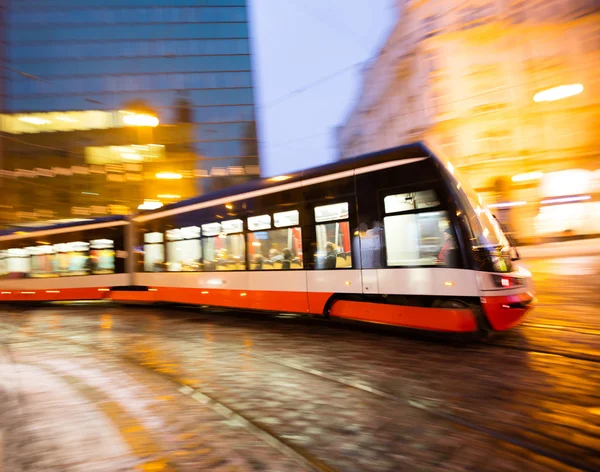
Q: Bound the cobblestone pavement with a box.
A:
[1,255,599,471]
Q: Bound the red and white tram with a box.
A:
[0,142,536,333]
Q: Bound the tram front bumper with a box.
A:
[480,291,537,331]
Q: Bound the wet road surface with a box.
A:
[1,255,599,471]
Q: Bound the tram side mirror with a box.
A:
[510,246,520,261]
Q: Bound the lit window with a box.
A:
[248,214,271,231]
[314,202,349,223]
[221,219,243,234]
[383,190,440,213]
[248,227,303,270]
[274,210,299,228]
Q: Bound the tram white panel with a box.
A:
[248,271,307,293]
[306,270,362,294]
[476,266,535,296]
[0,273,129,290]
[361,269,379,294]
[376,268,479,297]
[135,272,250,291]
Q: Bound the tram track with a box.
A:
[1,311,598,471]
[0,318,339,472]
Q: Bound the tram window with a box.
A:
[202,234,245,271]
[274,210,299,228]
[4,248,31,278]
[27,245,57,278]
[315,202,349,223]
[90,239,115,275]
[314,202,352,269]
[54,241,90,276]
[144,232,165,272]
[166,226,201,272]
[248,227,303,270]
[0,251,7,277]
[384,211,458,267]
[315,221,352,269]
[384,190,440,213]
[248,214,271,231]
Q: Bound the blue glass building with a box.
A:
[2,0,259,195]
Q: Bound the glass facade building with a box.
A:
[2,0,259,196]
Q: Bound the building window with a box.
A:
[314,202,352,269]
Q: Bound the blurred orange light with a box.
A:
[268,175,291,182]
[156,172,182,180]
[122,113,159,127]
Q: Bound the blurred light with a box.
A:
[501,278,510,288]
[444,281,454,286]
[541,195,591,205]
[201,291,209,294]
[138,200,163,210]
[156,172,182,180]
[14,231,27,235]
[533,84,583,102]
[252,241,261,247]
[36,241,51,245]
[1,292,12,295]
[98,288,110,292]
[21,292,35,294]
[19,116,50,125]
[46,290,60,293]
[225,204,233,209]
[148,144,164,147]
[157,194,180,199]
[122,113,159,127]
[345,281,351,286]
[56,115,78,123]
[240,292,247,297]
[207,279,223,286]
[447,161,455,175]
[512,171,543,182]
[121,152,142,161]
[148,288,158,292]
[488,201,527,209]
[268,175,291,182]
[82,192,99,196]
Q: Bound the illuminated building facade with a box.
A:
[0,0,260,226]
[337,0,600,241]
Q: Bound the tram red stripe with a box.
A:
[329,300,477,332]
[0,287,109,301]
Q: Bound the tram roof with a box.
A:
[0,215,128,237]
[139,141,435,218]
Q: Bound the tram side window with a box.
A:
[3,248,30,278]
[202,220,245,271]
[144,232,165,272]
[166,226,201,272]
[90,239,115,274]
[27,244,57,278]
[248,211,302,270]
[383,190,458,267]
[314,202,352,269]
[54,241,90,276]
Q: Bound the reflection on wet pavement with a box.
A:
[1,254,599,471]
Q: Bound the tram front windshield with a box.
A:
[449,172,513,272]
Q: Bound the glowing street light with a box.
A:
[122,113,159,127]
[533,84,583,103]
[156,172,182,180]
[138,200,163,211]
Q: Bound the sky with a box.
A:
[249,0,397,177]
